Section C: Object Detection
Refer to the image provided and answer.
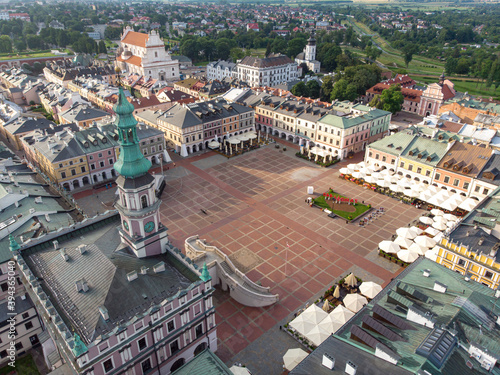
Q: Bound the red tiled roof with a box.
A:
[441,121,464,133]
[367,83,422,102]
[116,55,142,67]
[121,31,149,47]
[442,84,455,101]
[127,95,161,109]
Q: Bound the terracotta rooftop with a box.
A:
[116,55,142,67]
[367,83,422,102]
[121,31,149,47]
[437,141,492,177]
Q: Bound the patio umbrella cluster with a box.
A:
[340,165,481,214]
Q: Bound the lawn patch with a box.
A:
[313,189,371,220]
[0,354,39,375]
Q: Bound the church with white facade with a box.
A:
[116,27,180,82]
[295,35,321,74]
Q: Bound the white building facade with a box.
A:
[116,27,180,82]
[236,55,299,87]
[206,61,236,81]
[295,35,321,74]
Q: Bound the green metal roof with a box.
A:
[400,137,449,166]
[170,349,232,375]
[113,87,152,179]
[319,109,390,130]
[369,132,416,156]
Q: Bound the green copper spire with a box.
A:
[71,333,88,357]
[200,262,211,282]
[9,235,20,252]
[113,87,152,179]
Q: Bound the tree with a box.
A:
[215,38,231,60]
[306,80,321,99]
[402,44,418,68]
[180,38,199,61]
[445,57,458,75]
[291,81,307,97]
[230,47,245,61]
[299,62,309,78]
[265,42,271,57]
[0,35,12,53]
[98,40,107,54]
[321,75,334,102]
[287,37,306,58]
[370,85,404,114]
[330,79,348,101]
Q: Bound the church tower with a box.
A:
[113,87,168,258]
[305,35,316,62]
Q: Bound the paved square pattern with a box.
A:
[156,143,422,369]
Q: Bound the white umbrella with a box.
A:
[425,246,439,261]
[352,171,366,180]
[301,304,329,325]
[433,232,444,242]
[229,137,240,145]
[377,179,391,188]
[443,213,458,221]
[330,305,355,324]
[394,236,414,249]
[415,235,437,248]
[385,175,399,184]
[339,167,352,175]
[408,242,427,256]
[283,348,309,371]
[304,325,330,347]
[379,240,401,254]
[357,161,366,168]
[398,249,420,263]
[419,216,434,225]
[439,190,454,199]
[430,208,445,216]
[290,313,316,336]
[398,178,412,188]
[343,294,368,313]
[359,281,383,299]
[390,184,406,193]
[347,163,359,170]
[432,221,447,231]
[364,175,378,184]
[424,227,440,236]
[404,189,420,198]
[208,140,220,149]
[440,199,458,211]
[411,183,426,192]
[318,314,344,335]
[427,195,446,206]
[396,227,418,239]
[371,172,382,180]
[410,226,423,235]
[446,221,456,228]
[459,198,478,211]
[379,169,394,176]
[247,133,257,140]
[230,366,252,375]
[427,185,441,194]
[419,190,433,201]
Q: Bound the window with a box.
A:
[426,170,431,177]
[108,150,112,155]
[382,156,386,162]
[61,172,66,179]
[138,337,147,351]
[408,164,413,171]
[400,162,404,168]
[108,159,113,165]
[15,343,22,351]
[22,312,29,319]
[475,186,481,192]
[170,340,179,354]
[0,351,6,359]
[458,258,466,266]
[453,179,459,187]
[195,324,203,338]
[444,176,450,184]
[59,163,63,168]
[417,167,422,174]
[103,359,114,373]
[167,320,175,332]
[98,153,102,158]
[141,195,148,209]
[435,173,441,181]
[485,271,493,279]
[484,188,489,195]
[89,155,93,160]
[99,161,105,168]
[142,358,152,373]
[71,169,76,176]
[369,152,372,158]
[0,283,7,292]
[463,182,469,190]
[69,161,73,166]
[81,166,86,173]
[375,154,379,160]
[91,164,95,170]
[25,321,33,330]
[99,343,109,352]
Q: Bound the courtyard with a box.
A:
[157,144,421,372]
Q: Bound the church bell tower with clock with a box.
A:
[113,86,168,258]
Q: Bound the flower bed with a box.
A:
[295,152,339,167]
[313,189,371,220]
[378,249,409,267]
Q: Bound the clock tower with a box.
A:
[113,87,168,258]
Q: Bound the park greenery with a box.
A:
[313,190,371,220]
[369,85,405,114]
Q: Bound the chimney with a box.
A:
[345,360,357,375]
[140,266,149,275]
[77,244,87,255]
[423,269,431,277]
[75,279,89,293]
[434,281,447,293]
[127,270,138,282]
[153,262,165,273]
[478,237,484,246]
[322,354,335,369]
[466,231,470,237]
[99,306,109,321]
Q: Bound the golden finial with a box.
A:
[115,67,122,87]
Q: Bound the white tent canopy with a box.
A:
[398,249,420,263]
[330,305,355,324]
[283,348,309,372]
[396,227,419,239]
[318,314,344,335]
[379,240,401,254]
[459,197,479,211]
[408,242,427,256]
[360,281,383,299]
[289,313,315,336]
[339,167,352,175]
[304,325,330,347]
[394,236,414,249]
[432,221,447,231]
[419,216,434,225]
[424,226,440,237]
[425,246,440,261]
[415,235,437,248]
[343,294,368,313]
[410,226,423,235]
[301,304,329,325]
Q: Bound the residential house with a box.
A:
[59,103,109,128]
[365,132,416,172]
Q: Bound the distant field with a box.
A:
[416,76,500,99]
[0,50,72,61]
